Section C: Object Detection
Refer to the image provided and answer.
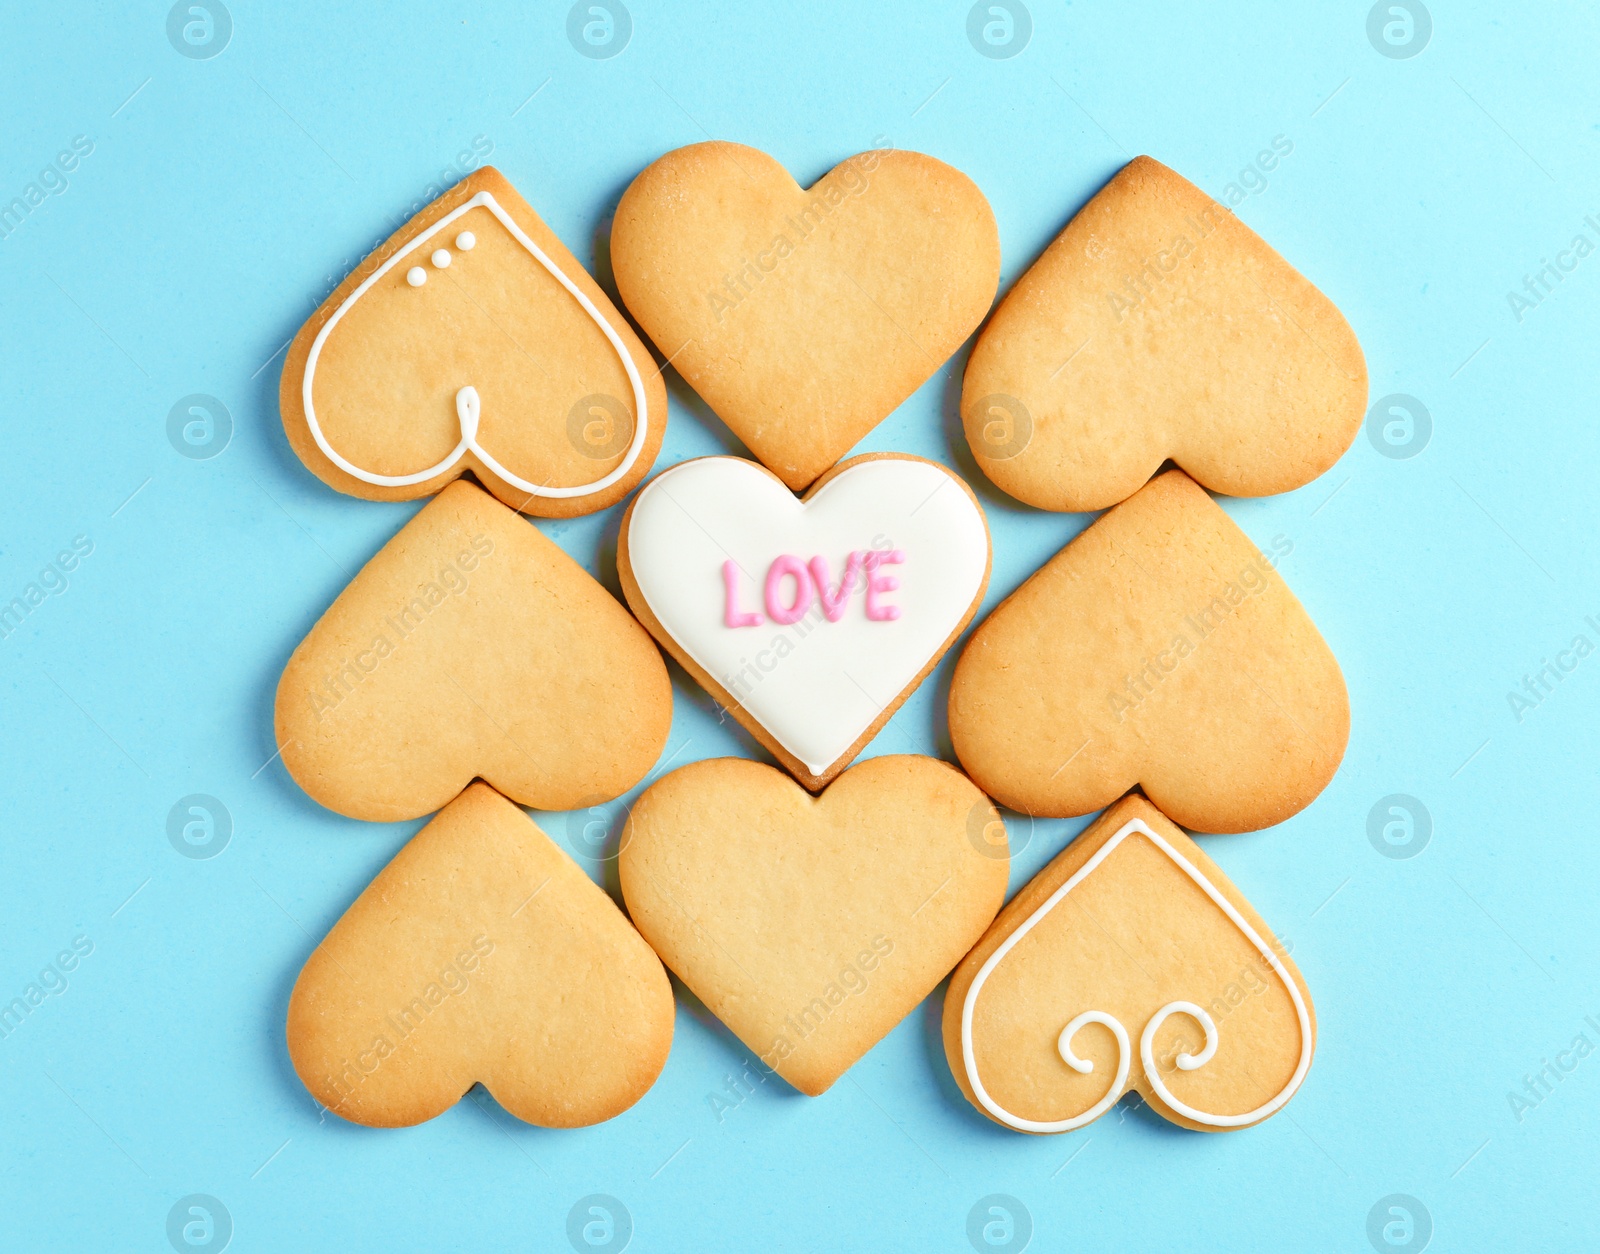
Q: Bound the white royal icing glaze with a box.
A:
[961,817,1313,1132]
[431,247,451,268]
[627,457,988,775]
[301,190,649,499]
[455,231,476,250]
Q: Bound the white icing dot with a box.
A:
[431,248,452,268]
[455,231,476,251]
[406,266,426,287]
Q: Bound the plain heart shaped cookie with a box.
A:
[611,142,1000,490]
[943,794,1314,1133]
[949,470,1346,832]
[962,155,1366,511]
[618,454,990,790]
[288,782,674,1127]
[620,755,1008,1095]
[276,480,672,821]
[280,166,666,518]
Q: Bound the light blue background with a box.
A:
[1,1,1593,1249]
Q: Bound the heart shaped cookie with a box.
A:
[962,155,1366,511]
[611,142,1000,489]
[949,470,1346,832]
[620,755,1008,1095]
[944,794,1314,1133]
[618,454,990,789]
[276,480,672,821]
[288,782,673,1127]
[280,166,666,518]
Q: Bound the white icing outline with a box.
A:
[960,817,1313,1132]
[301,190,650,499]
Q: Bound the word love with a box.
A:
[723,551,905,628]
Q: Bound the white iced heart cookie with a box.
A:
[619,455,991,789]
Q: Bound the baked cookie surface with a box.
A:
[962,156,1366,511]
[280,166,666,517]
[276,479,672,821]
[612,141,999,489]
[948,470,1347,832]
[943,794,1314,1134]
[288,782,674,1128]
[620,755,1008,1095]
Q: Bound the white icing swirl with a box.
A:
[960,817,1313,1132]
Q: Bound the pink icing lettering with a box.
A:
[863,550,905,621]
[809,552,867,622]
[764,555,815,625]
[723,560,764,628]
